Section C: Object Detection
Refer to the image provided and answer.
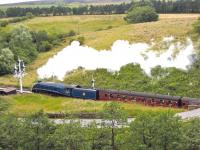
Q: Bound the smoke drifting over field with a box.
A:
[37,37,196,80]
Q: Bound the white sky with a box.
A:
[0,0,39,5]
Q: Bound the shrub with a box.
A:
[0,48,15,75]
[67,30,76,37]
[77,36,85,45]
[124,6,159,24]
[0,21,8,27]
[38,41,52,52]
[26,12,34,19]
[193,20,200,34]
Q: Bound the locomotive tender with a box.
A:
[32,82,200,108]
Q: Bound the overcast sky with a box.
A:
[0,0,39,5]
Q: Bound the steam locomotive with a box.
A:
[32,82,200,108]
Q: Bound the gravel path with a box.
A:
[177,108,200,119]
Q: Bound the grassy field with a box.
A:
[3,94,183,117]
[0,14,199,87]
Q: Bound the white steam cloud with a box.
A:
[37,37,196,81]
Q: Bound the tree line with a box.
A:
[0,12,34,27]
[0,0,200,18]
[0,100,199,150]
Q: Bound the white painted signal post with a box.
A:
[14,58,26,93]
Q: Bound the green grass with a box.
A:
[4,94,183,117]
[0,14,199,87]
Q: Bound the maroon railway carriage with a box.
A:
[98,89,188,108]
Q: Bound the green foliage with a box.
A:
[68,30,76,37]
[0,48,15,75]
[38,41,52,52]
[18,111,55,150]
[64,61,200,98]
[9,26,38,63]
[0,20,8,27]
[193,19,200,34]
[26,12,34,18]
[182,118,200,150]
[0,9,5,17]
[0,15,34,28]
[0,115,20,150]
[50,122,89,150]
[128,111,183,150]
[77,36,85,45]
[103,102,128,122]
[125,6,159,24]
[102,102,128,150]
[0,109,199,150]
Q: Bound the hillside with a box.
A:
[0,14,199,98]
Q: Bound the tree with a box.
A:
[0,10,5,18]
[50,121,89,150]
[128,111,183,150]
[26,12,34,19]
[182,118,200,150]
[0,115,20,150]
[153,111,183,150]
[9,26,38,63]
[124,6,159,24]
[18,111,55,150]
[0,48,15,75]
[102,102,128,150]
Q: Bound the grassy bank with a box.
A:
[4,94,183,117]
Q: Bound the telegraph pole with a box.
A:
[14,58,26,93]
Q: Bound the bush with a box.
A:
[38,41,52,52]
[26,12,34,19]
[0,10,5,18]
[0,21,8,27]
[193,20,200,34]
[77,36,85,45]
[0,48,15,75]
[124,6,159,24]
[67,30,76,37]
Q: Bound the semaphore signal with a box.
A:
[14,58,26,93]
